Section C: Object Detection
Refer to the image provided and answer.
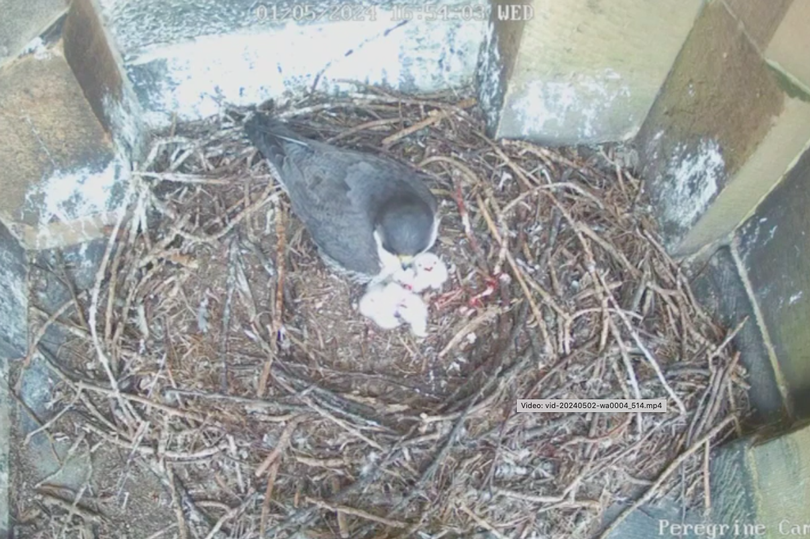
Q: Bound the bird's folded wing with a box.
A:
[279,150,383,277]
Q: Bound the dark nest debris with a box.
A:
[19,90,751,539]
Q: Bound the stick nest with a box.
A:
[25,90,750,539]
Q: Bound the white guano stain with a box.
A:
[20,37,56,60]
[0,244,27,354]
[127,16,485,128]
[511,69,632,140]
[26,158,121,226]
[659,139,724,228]
[477,21,502,128]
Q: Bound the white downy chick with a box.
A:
[411,252,449,293]
[359,281,430,337]
[393,253,448,293]
[359,282,402,330]
[393,266,418,290]
[396,291,429,337]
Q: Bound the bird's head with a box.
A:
[373,196,437,270]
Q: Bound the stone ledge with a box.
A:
[483,0,702,145]
[98,0,488,130]
[737,147,810,419]
[0,33,129,250]
[764,0,810,94]
[675,96,810,256]
[0,0,68,66]
[711,421,810,534]
[723,0,794,51]
[0,221,27,538]
[63,0,147,161]
[636,0,786,250]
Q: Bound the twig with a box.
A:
[260,458,281,536]
[258,201,287,397]
[381,99,474,146]
[597,416,735,539]
[167,468,190,539]
[307,497,408,528]
[439,306,503,358]
[38,492,103,523]
[255,415,304,477]
[600,271,686,415]
[703,439,712,515]
[134,171,233,185]
[459,503,510,539]
[220,238,238,391]
[87,180,139,424]
[24,387,82,445]
[204,490,256,539]
[476,194,554,357]
[18,297,80,391]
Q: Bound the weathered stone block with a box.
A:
[737,148,810,419]
[724,0,794,51]
[675,96,810,255]
[63,0,147,160]
[96,0,488,130]
[0,221,26,537]
[481,0,702,145]
[765,0,810,92]
[0,223,27,360]
[691,247,789,424]
[637,0,785,250]
[0,0,68,66]
[712,422,810,535]
[0,37,128,249]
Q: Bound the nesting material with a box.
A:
[16,90,752,539]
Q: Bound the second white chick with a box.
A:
[359,281,429,337]
[395,252,449,293]
[359,282,402,330]
[396,291,429,337]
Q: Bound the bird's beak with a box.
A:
[398,255,414,268]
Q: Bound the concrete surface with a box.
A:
[691,247,790,425]
[724,0,794,50]
[476,0,527,133]
[485,0,702,145]
[0,222,28,538]
[711,421,810,538]
[63,0,148,161]
[0,34,129,250]
[637,0,787,250]
[0,0,68,66]
[737,148,810,419]
[675,95,810,256]
[764,0,810,92]
[97,0,489,130]
[12,242,108,494]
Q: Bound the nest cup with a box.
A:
[15,89,749,538]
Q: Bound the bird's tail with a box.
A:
[244,113,306,172]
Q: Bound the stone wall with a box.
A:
[636,0,810,425]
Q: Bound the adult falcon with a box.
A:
[245,113,439,284]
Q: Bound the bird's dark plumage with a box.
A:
[244,113,438,282]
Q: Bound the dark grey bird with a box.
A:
[245,113,439,283]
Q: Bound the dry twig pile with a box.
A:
[21,90,749,538]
